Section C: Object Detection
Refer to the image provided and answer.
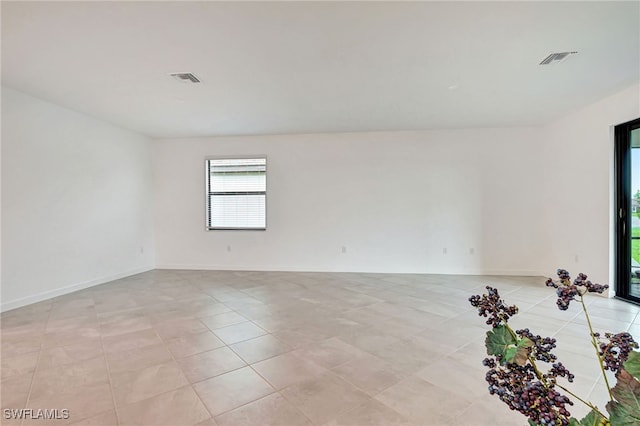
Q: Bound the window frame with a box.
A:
[205,156,267,231]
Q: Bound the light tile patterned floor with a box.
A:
[2,270,640,425]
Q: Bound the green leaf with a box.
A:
[504,337,534,366]
[567,418,581,426]
[485,325,516,361]
[606,369,640,425]
[624,351,640,381]
[528,420,538,426]
[578,410,607,426]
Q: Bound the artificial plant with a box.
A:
[469,269,640,425]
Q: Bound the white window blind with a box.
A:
[206,158,266,230]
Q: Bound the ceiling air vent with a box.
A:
[539,51,578,65]
[170,72,201,83]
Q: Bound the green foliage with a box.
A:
[632,235,640,265]
[485,325,516,362]
[606,370,640,425]
[579,410,609,426]
[485,325,534,366]
[532,411,609,426]
[504,337,533,366]
[624,352,640,381]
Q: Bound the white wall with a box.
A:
[5,82,635,311]
[1,87,155,311]
[539,83,640,290]
[154,127,546,275]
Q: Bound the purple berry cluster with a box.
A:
[516,329,558,364]
[470,286,578,425]
[518,382,573,426]
[547,363,575,384]
[545,269,608,310]
[573,272,609,294]
[594,331,639,374]
[468,286,518,327]
[470,270,640,425]
[485,361,573,425]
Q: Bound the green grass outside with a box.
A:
[633,227,640,264]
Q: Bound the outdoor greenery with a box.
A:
[469,270,640,425]
[633,228,640,264]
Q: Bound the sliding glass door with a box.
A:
[615,117,640,302]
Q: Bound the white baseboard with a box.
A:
[156,263,545,277]
[156,263,335,272]
[1,265,155,313]
[464,269,546,277]
[3,264,546,313]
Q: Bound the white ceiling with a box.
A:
[2,1,639,138]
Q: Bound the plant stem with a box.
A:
[555,383,607,419]
[579,295,614,401]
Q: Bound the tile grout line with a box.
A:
[160,295,295,423]
[152,314,217,426]
[627,310,640,331]
[245,362,315,426]
[190,300,280,423]
[207,307,316,424]
[98,315,123,426]
[243,335,395,425]
[19,304,53,426]
[181,289,235,422]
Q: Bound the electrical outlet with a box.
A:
[443,247,447,255]
[341,246,347,254]
[227,245,232,252]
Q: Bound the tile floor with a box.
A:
[2,270,640,425]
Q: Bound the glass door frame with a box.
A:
[615,117,640,303]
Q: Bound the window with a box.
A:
[206,157,266,230]
[615,118,640,302]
